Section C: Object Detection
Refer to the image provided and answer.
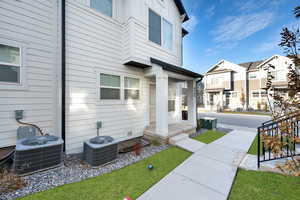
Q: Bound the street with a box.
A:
[198,112,271,129]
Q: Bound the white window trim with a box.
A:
[162,18,173,51]
[88,0,115,18]
[271,69,286,81]
[96,70,142,105]
[148,8,174,53]
[0,38,28,91]
[99,72,122,101]
[124,76,141,101]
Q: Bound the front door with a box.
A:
[149,84,156,123]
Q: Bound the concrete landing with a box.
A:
[138,127,256,200]
[169,134,206,153]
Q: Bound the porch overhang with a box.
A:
[124,57,203,79]
[150,58,203,78]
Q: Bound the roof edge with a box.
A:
[174,0,189,22]
[150,57,202,78]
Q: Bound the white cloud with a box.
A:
[212,12,274,42]
[205,42,238,56]
[205,5,216,18]
[183,15,199,32]
[254,40,279,53]
[253,21,298,53]
[235,0,285,12]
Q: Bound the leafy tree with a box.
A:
[262,6,300,176]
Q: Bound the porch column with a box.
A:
[155,72,169,138]
[220,90,224,110]
[187,80,197,127]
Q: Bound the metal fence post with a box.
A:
[257,127,260,169]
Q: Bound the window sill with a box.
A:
[96,99,142,106]
[0,82,28,91]
[147,40,174,56]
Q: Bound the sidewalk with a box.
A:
[138,128,256,200]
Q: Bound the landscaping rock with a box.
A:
[0,145,168,200]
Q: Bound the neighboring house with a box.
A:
[0,0,202,154]
[201,55,295,111]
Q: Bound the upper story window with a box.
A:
[249,73,257,79]
[0,44,21,84]
[91,0,112,17]
[149,9,162,45]
[100,73,120,100]
[162,19,173,51]
[148,9,173,51]
[124,77,140,100]
[271,70,285,81]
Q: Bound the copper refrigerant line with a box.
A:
[16,119,45,136]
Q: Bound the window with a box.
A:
[124,77,140,100]
[0,44,21,84]
[252,91,259,98]
[148,9,173,51]
[249,73,257,79]
[271,70,286,81]
[91,0,112,17]
[261,91,267,97]
[168,100,175,112]
[162,19,173,50]
[100,73,120,100]
[225,91,231,97]
[149,9,161,45]
[231,91,237,98]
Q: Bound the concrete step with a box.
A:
[175,139,206,153]
[169,134,189,145]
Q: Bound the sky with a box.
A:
[181,0,299,74]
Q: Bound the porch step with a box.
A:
[169,134,206,153]
[169,134,189,145]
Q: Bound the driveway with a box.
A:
[198,112,271,129]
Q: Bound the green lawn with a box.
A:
[248,135,261,155]
[220,111,271,116]
[21,147,191,200]
[193,130,225,144]
[229,169,300,200]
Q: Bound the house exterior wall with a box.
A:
[202,55,295,112]
[122,0,183,67]
[203,61,246,111]
[65,0,185,153]
[0,0,194,153]
[0,0,60,148]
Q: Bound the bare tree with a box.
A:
[262,6,300,176]
[294,6,300,19]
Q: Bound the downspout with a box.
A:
[196,76,204,130]
[61,0,66,151]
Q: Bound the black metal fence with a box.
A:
[257,114,300,168]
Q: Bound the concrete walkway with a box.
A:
[169,134,206,153]
[138,128,256,200]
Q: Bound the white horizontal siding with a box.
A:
[65,0,149,154]
[0,0,59,147]
[123,0,182,66]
